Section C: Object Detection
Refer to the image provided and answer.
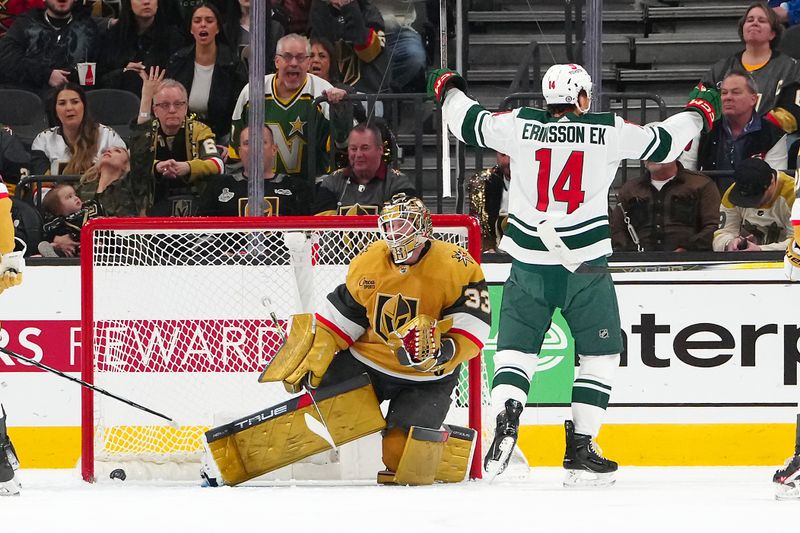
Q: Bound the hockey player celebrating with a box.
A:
[429,64,720,486]
[1,175,23,496]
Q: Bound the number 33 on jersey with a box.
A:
[442,92,703,266]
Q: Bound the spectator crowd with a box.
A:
[0,0,444,257]
[469,1,798,256]
[0,1,796,260]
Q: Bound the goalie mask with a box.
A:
[542,63,592,113]
[378,194,433,264]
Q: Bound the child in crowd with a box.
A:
[41,183,104,257]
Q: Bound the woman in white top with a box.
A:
[31,83,127,176]
[166,3,247,141]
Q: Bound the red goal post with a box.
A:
[80,215,488,482]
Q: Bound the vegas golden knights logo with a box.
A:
[337,203,379,216]
[241,197,279,216]
[374,293,419,342]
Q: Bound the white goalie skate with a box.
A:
[200,436,224,488]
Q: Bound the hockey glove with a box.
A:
[785,238,800,282]
[427,68,468,104]
[764,82,800,134]
[0,251,24,295]
[685,83,721,133]
[283,322,341,391]
[389,314,455,372]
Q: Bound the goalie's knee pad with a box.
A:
[378,425,477,485]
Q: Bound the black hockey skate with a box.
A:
[773,454,800,500]
[0,405,20,496]
[563,420,617,487]
[483,399,523,480]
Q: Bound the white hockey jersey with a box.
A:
[443,90,705,266]
[31,125,126,176]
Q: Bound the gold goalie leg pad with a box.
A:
[377,426,449,486]
[435,424,477,483]
[205,373,386,486]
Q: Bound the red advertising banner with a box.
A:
[0,321,82,372]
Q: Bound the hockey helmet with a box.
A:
[378,193,433,264]
[542,64,593,113]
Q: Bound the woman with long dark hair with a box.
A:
[31,83,126,176]
[97,0,186,95]
[166,2,248,140]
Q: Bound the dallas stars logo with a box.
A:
[451,249,472,266]
[288,116,306,136]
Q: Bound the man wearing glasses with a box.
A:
[133,66,224,216]
[230,33,350,188]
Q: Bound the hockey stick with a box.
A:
[0,345,179,428]
[439,0,451,198]
[575,260,782,274]
[261,296,338,451]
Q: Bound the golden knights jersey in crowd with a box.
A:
[229,74,349,184]
[42,200,104,249]
[714,170,797,251]
[442,91,704,265]
[313,163,417,215]
[130,115,222,217]
[315,239,491,381]
[199,172,314,216]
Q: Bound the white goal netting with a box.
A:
[81,216,490,482]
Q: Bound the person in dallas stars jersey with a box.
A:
[0,176,23,496]
[428,63,721,486]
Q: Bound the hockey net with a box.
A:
[80,215,489,483]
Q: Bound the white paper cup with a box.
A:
[77,62,96,86]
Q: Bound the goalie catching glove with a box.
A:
[786,238,800,282]
[684,83,721,133]
[427,68,468,104]
[259,314,347,392]
[388,314,455,373]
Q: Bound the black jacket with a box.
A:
[309,0,391,94]
[98,19,186,95]
[0,8,98,94]
[695,115,787,190]
[166,43,248,139]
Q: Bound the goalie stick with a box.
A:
[0,345,179,428]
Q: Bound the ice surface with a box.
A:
[3,467,795,533]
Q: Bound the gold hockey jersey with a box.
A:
[317,239,491,381]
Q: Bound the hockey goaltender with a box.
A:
[200,194,491,486]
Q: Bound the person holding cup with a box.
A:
[0,0,99,98]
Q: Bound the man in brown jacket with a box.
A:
[611,159,721,252]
